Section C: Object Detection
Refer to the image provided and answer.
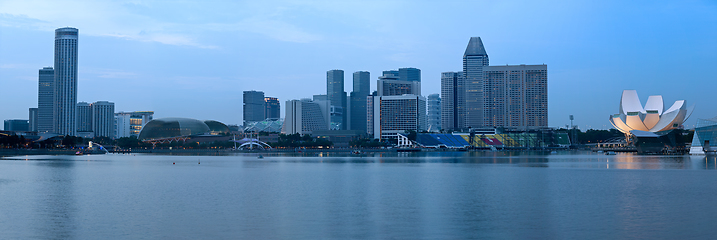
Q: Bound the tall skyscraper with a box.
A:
[441,71,464,131]
[482,65,548,128]
[441,37,548,131]
[326,70,346,129]
[92,101,115,138]
[53,27,79,136]
[264,97,280,120]
[463,37,489,128]
[243,90,265,125]
[427,94,441,132]
[350,71,370,133]
[29,108,38,132]
[76,102,92,132]
[37,67,54,133]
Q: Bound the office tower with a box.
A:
[265,97,280,120]
[282,99,330,135]
[115,111,154,138]
[4,119,29,132]
[427,94,441,132]
[441,71,464,131]
[482,65,548,128]
[53,27,79,136]
[243,90,265,125]
[463,37,489,128]
[29,108,38,132]
[76,102,92,132]
[398,67,421,82]
[326,70,346,130]
[376,69,421,96]
[350,71,370,133]
[313,94,328,101]
[92,101,115,138]
[37,67,54,133]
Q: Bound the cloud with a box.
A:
[206,18,322,43]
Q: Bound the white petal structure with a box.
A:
[609,90,694,135]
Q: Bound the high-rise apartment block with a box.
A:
[282,99,330,135]
[76,102,92,132]
[115,111,154,138]
[427,94,441,132]
[53,27,79,136]
[441,37,548,131]
[265,97,280,120]
[350,71,370,133]
[243,90,265,125]
[37,67,54,133]
[326,70,346,130]
[92,101,115,138]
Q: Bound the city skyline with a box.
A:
[1,1,715,130]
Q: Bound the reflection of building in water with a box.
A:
[690,117,717,155]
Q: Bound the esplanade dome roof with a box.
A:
[139,118,211,140]
[204,120,230,134]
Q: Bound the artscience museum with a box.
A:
[609,90,694,154]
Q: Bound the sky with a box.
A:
[1,0,716,130]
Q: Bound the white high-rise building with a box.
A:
[115,111,154,138]
[53,27,79,136]
[371,94,426,140]
[282,99,330,135]
[92,101,114,138]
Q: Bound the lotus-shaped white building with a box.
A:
[609,90,694,135]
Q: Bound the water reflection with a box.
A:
[34,160,76,239]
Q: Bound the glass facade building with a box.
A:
[427,93,441,132]
[264,97,280,120]
[76,102,92,132]
[243,90,265,125]
[326,70,346,130]
[463,37,490,129]
[350,71,370,133]
[37,67,54,133]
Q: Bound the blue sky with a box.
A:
[1,0,715,130]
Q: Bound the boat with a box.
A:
[605,151,617,155]
[257,155,264,159]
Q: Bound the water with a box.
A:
[1,151,717,239]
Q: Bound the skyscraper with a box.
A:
[326,70,346,130]
[29,108,38,132]
[376,68,421,96]
[76,102,92,132]
[463,37,489,128]
[115,111,154,138]
[37,67,54,133]
[350,71,370,133]
[440,71,464,131]
[243,90,265,125]
[482,65,548,128]
[53,27,79,136]
[92,101,115,138]
[265,97,280,120]
[427,94,441,132]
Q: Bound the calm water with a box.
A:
[1,151,717,239]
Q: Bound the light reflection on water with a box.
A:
[1,152,716,239]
